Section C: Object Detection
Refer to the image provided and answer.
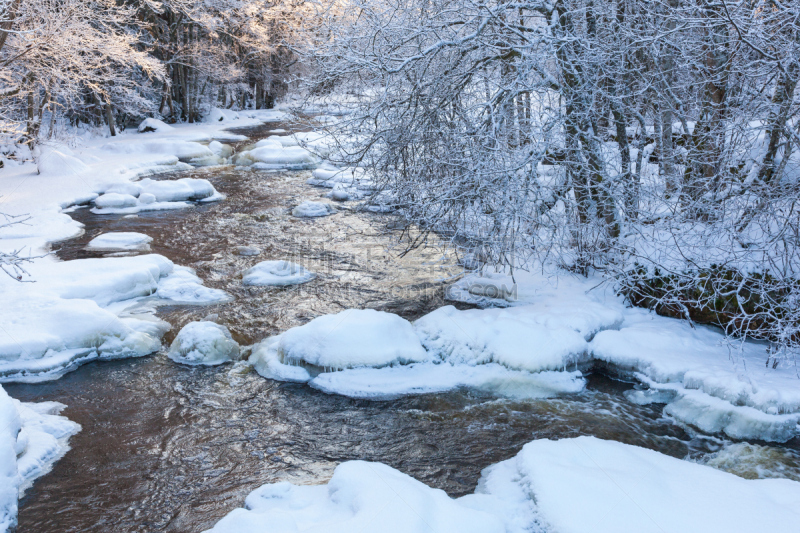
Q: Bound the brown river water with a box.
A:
[6,123,800,532]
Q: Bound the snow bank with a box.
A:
[251,309,428,377]
[205,436,800,533]
[168,321,239,366]
[138,118,174,133]
[86,232,152,252]
[291,201,336,218]
[204,108,241,123]
[591,308,800,441]
[35,145,91,177]
[477,436,800,533]
[203,460,506,533]
[1,385,79,532]
[0,255,229,382]
[242,260,315,286]
[102,139,214,160]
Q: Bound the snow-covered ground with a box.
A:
[1,385,79,532]
[248,268,800,443]
[204,436,800,533]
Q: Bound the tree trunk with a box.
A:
[105,101,116,136]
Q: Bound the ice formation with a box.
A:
[86,232,153,252]
[242,260,315,286]
[168,321,240,366]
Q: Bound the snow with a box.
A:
[235,246,261,256]
[479,436,800,533]
[205,436,800,533]
[138,118,174,133]
[168,321,240,366]
[203,460,506,533]
[415,303,621,373]
[86,232,152,252]
[0,114,279,384]
[0,255,228,382]
[591,307,800,441]
[251,309,428,374]
[90,177,223,215]
[155,265,231,304]
[235,145,319,170]
[247,266,800,442]
[35,145,90,177]
[0,385,79,532]
[94,192,138,209]
[291,200,336,217]
[242,260,315,286]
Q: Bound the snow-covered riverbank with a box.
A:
[0,109,283,529]
[3,108,800,532]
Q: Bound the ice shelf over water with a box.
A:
[242,260,315,287]
[1,385,79,532]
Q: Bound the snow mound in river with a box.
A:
[251,309,428,378]
[1,385,79,532]
[87,232,152,252]
[168,321,239,366]
[204,436,800,533]
[91,177,223,215]
[242,260,315,286]
[291,201,335,218]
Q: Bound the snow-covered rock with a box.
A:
[208,141,233,158]
[1,385,79,532]
[250,309,429,378]
[415,303,621,373]
[204,436,800,533]
[138,118,174,133]
[168,321,239,366]
[205,108,240,123]
[235,246,261,257]
[236,145,319,170]
[93,193,138,209]
[137,177,215,202]
[86,232,152,252]
[90,177,223,215]
[291,201,336,218]
[156,266,231,304]
[242,261,315,286]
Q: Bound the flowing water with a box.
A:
[6,123,800,532]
